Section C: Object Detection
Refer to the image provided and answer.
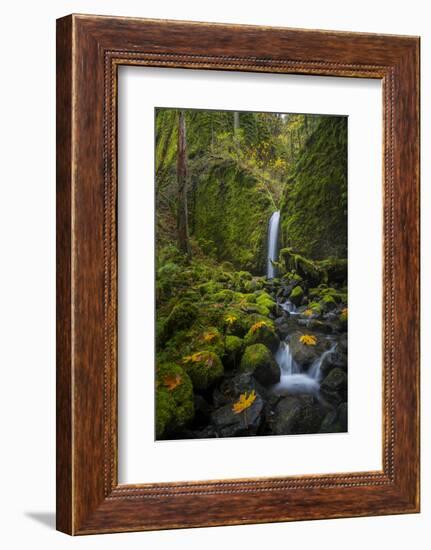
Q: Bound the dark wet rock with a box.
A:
[270,395,326,435]
[193,394,212,426]
[320,402,348,433]
[296,318,334,334]
[338,333,348,355]
[211,393,264,437]
[320,348,348,377]
[276,322,290,339]
[337,402,348,430]
[288,331,330,368]
[190,426,218,439]
[213,373,258,408]
[320,368,347,403]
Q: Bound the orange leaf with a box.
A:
[232,390,256,414]
[162,374,182,391]
[299,334,317,346]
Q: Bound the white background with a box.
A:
[118,68,382,483]
[0,0,428,549]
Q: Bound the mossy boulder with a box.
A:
[240,344,280,386]
[212,289,235,303]
[280,248,321,285]
[279,117,347,260]
[318,258,348,285]
[255,292,277,313]
[289,285,304,306]
[182,351,224,390]
[222,335,244,369]
[244,321,280,353]
[321,293,337,311]
[196,326,225,356]
[270,395,326,435]
[155,389,175,440]
[162,300,199,341]
[155,363,194,439]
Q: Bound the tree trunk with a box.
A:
[233,111,240,133]
[176,110,191,259]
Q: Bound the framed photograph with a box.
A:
[56,14,420,534]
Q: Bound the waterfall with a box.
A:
[267,211,280,279]
[272,340,336,397]
[308,344,336,381]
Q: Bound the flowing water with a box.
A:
[266,210,334,396]
[267,211,280,279]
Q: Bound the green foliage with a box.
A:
[193,163,272,273]
[280,117,347,259]
[155,362,194,439]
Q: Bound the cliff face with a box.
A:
[280,116,348,260]
[193,162,272,274]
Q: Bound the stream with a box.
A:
[267,210,337,398]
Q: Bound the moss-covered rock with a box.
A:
[182,351,224,390]
[162,300,199,341]
[255,292,277,313]
[222,335,244,369]
[155,363,194,438]
[240,344,280,386]
[289,285,304,306]
[280,248,322,285]
[197,326,225,356]
[193,163,272,274]
[279,116,347,260]
[212,289,235,303]
[244,321,280,353]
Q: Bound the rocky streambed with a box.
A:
[158,268,348,440]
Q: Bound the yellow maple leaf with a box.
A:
[183,351,214,368]
[341,308,348,318]
[225,314,237,326]
[202,331,217,343]
[304,309,313,317]
[232,390,256,414]
[299,334,317,346]
[250,321,268,333]
[162,374,182,391]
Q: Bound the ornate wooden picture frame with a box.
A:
[56,14,420,535]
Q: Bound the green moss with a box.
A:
[321,293,337,311]
[280,248,321,285]
[182,351,224,390]
[197,281,223,296]
[223,335,244,369]
[162,300,199,341]
[155,362,194,438]
[240,343,276,373]
[197,326,225,356]
[308,301,323,315]
[289,285,304,306]
[155,389,175,439]
[213,289,235,303]
[244,321,279,352]
[255,291,276,312]
[279,117,347,260]
[193,163,272,274]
